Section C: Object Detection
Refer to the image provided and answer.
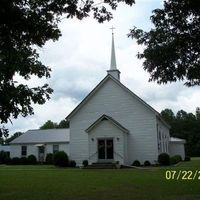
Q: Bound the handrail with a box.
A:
[114,151,124,159]
[88,151,98,160]
[89,151,124,160]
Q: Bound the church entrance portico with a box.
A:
[86,114,129,165]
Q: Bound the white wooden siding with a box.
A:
[10,143,69,161]
[169,143,185,159]
[70,78,160,165]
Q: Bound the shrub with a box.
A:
[0,151,9,164]
[82,160,88,167]
[45,153,53,164]
[144,160,151,166]
[132,160,141,166]
[27,155,37,164]
[184,156,191,161]
[174,155,182,162]
[11,157,21,165]
[170,155,182,165]
[158,153,170,166]
[20,157,28,165]
[69,160,76,168]
[53,151,69,167]
[5,157,11,165]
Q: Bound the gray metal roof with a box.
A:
[10,129,70,144]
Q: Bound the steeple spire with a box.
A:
[107,26,120,81]
[110,27,117,70]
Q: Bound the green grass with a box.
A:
[0,158,199,200]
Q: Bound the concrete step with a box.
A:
[84,162,117,169]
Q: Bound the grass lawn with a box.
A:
[0,158,199,200]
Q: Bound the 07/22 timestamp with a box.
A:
[165,170,200,180]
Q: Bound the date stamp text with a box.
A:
[165,170,200,180]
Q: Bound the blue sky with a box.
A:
[6,0,200,134]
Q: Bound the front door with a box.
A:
[38,146,45,163]
[98,139,113,162]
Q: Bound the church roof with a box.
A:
[85,114,129,133]
[10,129,70,144]
[66,75,170,129]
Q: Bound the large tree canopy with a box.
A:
[0,0,135,136]
[129,0,200,86]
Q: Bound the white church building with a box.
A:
[10,33,185,165]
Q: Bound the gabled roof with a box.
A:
[10,129,69,144]
[66,74,170,129]
[85,114,129,133]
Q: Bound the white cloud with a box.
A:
[6,0,200,134]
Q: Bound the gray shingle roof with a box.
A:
[10,129,69,144]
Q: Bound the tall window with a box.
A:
[157,131,161,153]
[21,146,27,156]
[53,144,59,154]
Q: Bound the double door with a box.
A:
[98,138,114,162]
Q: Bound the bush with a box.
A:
[0,151,9,164]
[158,153,170,166]
[20,157,28,165]
[170,155,182,165]
[144,160,151,166]
[10,157,21,165]
[132,160,141,166]
[184,156,191,161]
[185,156,191,161]
[69,160,76,168]
[5,157,11,165]
[45,153,53,164]
[27,155,37,164]
[82,160,88,167]
[170,156,177,165]
[53,151,69,167]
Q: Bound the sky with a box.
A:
[6,0,200,134]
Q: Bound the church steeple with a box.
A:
[110,28,117,70]
[107,27,120,81]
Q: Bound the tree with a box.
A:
[160,108,175,124]
[40,120,57,129]
[5,132,23,144]
[176,110,188,121]
[57,120,69,128]
[40,119,69,129]
[0,127,9,140]
[0,0,135,136]
[196,107,200,120]
[129,0,200,86]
